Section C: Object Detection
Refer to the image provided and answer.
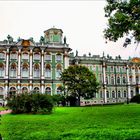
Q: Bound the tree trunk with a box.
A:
[76,96,80,106]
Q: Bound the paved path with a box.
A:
[0,110,12,115]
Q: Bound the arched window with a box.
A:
[129,76,132,83]
[33,63,40,77]
[56,54,62,62]
[124,90,127,98]
[106,76,108,84]
[45,64,51,78]
[22,87,28,93]
[33,87,40,93]
[107,91,109,98]
[112,91,115,98]
[100,90,103,98]
[57,87,62,94]
[10,63,17,77]
[117,77,120,84]
[131,90,134,98]
[0,87,4,94]
[34,52,40,60]
[123,77,126,84]
[0,52,5,59]
[118,91,121,98]
[136,76,139,84]
[10,52,17,59]
[45,87,51,94]
[0,63,4,77]
[9,87,16,97]
[22,52,29,60]
[56,64,62,78]
[45,53,51,61]
[22,63,29,77]
[111,76,114,85]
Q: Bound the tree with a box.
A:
[104,0,140,47]
[61,65,99,106]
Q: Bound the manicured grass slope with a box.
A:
[1,105,140,140]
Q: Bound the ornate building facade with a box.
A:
[0,27,139,105]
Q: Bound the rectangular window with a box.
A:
[45,54,51,61]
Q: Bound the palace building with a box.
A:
[0,27,140,105]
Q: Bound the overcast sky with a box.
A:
[0,1,139,59]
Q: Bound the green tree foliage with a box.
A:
[7,93,54,114]
[130,94,140,103]
[61,65,99,106]
[104,0,140,45]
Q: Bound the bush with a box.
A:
[7,93,54,114]
[130,94,140,104]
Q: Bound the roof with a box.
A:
[44,28,63,33]
[131,57,140,63]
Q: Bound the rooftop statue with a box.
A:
[7,35,13,44]
[64,36,66,44]
[76,50,78,57]
[40,36,45,45]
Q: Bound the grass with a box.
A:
[1,104,140,140]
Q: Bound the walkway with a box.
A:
[0,110,12,115]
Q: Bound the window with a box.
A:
[123,77,126,84]
[111,76,114,85]
[22,63,29,77]
[10,52,17,59]
[9,87,16,97]
[33,87,40,93]
[56,54,62,62]
[0,63,4,77]
[131,90,134,98]
[22,87,28,93]
[106,76,108,84]
[0,87,4,94]
[22,52,29,60]
[10,63,17,77]
[33,63,40,77]
[117,77,120,84]
[100,90,103,98]
[112,91,115,98]
[129,76,132,83]
[45,53,51,61]
[34,52,40,60]
[124,91,127,98]
[56,64,62,78]
[111,66,114,72]
[136,76,139,84]
[107,91,109,98]
[57,87,62,94]
[118,91,121,98]
[45,87,51,94]
[45,64,51,78]
[0,52,5,59]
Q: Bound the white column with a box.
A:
[18,48,21,79]
[64,51,69,69]
[103,61,107,103]
[126,65,131,99]
[29,49,33,79]
[29,80,32,93]
[5,47,10,79]
[17,80,21,94]
[132,65,136,84]
[41,80,44,94]
[41,49,44,79]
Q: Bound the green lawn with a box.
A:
[1,104,140,140]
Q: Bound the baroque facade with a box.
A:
[0,27,140,105]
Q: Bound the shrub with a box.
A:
[130,94,140,104]
[7,93,54,114]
